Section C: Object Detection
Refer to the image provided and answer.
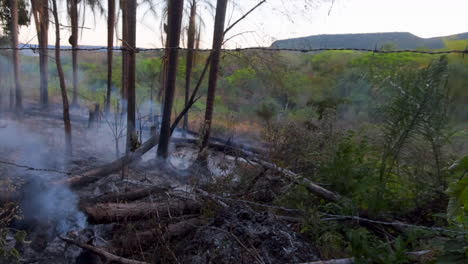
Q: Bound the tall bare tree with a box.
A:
[105,0,115,113]
[120,0,128,103]
[30,0,49,107]
[125,0,137,152]
[52,0,72,157]
[9,0,21,112]
[199,0,227,154]
[183,0,197,131]
[68,0,79,105]
[157,0,184,159]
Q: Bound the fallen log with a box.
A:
[62,132,159,188]
[249,157,342,203]
[81,185,172,205]
[60,236,150,264]
[82,200,201,224]
[173,138,341,203]
[113,218,203,254]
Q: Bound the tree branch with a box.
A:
[60,236,150,264]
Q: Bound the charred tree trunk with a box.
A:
[125,0,137,153]
[52,0,72,158]
[10,0,22,113]
[63,132,160,188]
[157,0,184,159]
[31,0,49,107]
[70,0,79,106]
[105,0,116,113]
[199,0,228,156]
[183,0,197,131]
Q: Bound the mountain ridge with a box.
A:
[270,32,468,50]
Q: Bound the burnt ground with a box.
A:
[0,110,319,264]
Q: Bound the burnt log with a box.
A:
[81,185,171,205]
[113,218,203,254]
[82,200,201,224]
[62,132,159,188]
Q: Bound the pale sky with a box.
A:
[19,0,468,48]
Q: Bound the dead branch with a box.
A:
[321,213,467,234]
[223,0,266,35]
[173,137,341,203]
[82,200,201,224]
[251,158,342,203]
[60,236,150,264]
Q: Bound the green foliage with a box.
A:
[255,98,279,124]
[347,228,411,264]
[0,0,29,37]
[0,203,26,262]
[446,156,468,229]
[226,66,256,87]
[376,56,450,187]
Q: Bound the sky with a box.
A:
[18,0,468,48]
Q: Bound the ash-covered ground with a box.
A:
[0,107,319,264]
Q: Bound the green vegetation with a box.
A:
[1,38,467,262]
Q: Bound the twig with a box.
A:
[321,213,467,235]
[223,0,266,35]
[60,236,150,264]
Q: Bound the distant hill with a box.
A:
[18,44,109,56]
[270,32,468,50]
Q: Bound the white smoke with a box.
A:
[0,119,87,233]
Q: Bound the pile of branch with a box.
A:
[71,185,203,263]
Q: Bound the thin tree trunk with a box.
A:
[120,0,128,104]
[52,0,72,158]
[194,17,202,64]
[105,0,116,113]
[125,0,137,152]
[183,0,197,131]
[10,0,22,113]
[157,0,184,159]
[199,0,228,155]
[70,0,79,105]
[31,0,49,107]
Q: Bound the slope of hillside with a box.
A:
[270,32,468,50]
